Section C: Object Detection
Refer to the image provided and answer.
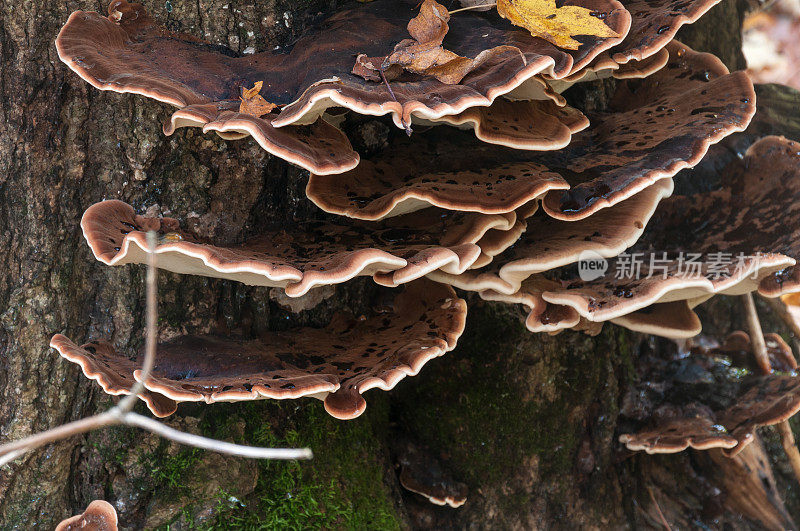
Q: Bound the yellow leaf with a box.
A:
[239,81,278,117]
[496,0,619,50]
[782,293,800,307]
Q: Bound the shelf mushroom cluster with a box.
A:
[53,0,798,419]
[618,331,800,456]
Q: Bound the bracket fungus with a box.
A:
[81,200,517,296]
[307,42,754,221]
[427,177,675,295]
[396,440,468,508]
[421,98,589,151]
[543,0,717,88]
[540,135,800,322]
[52,280,467,420]
[56,0,628,156]
[610,0,722,64]
[448,135,800,337]
[619,332,800,456]
[56,500,118,531]
[479,277,701,337]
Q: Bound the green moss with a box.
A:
[393,302,630,519]
[149,446,203,494]
[195,398,402,530]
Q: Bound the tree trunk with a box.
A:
[0,0,797,528]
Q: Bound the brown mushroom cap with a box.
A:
[611,0,723,64]
[536,135,800,325]
[427,177,674,294]
[480,277,582,333]
[613,46,670,78]
[545,0,717,88]
[720,373,800,456]
[619,404,738,453]
[51,333,178,417]
[56,3,360,175]
[608,299,702,338]
[56,500,118,531]
[546,46,669,93]
[161,103,360,175]
[81,200,516,296]
[621,374,800,456]
[307,42,754,220]
[719,331,798,373]
[478,278,702,337]
[539,41,755,221]
[307,126,570,220]
[396,440,468,508]
[56,0,628,139]
[421,99,589,151]
[51,280,467,420]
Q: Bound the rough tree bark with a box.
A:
[0,0,798,528]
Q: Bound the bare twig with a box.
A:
[0,231,312,467]
[776,421,800,482]
[764,297,800,338]
[117,231,158,412]
[742,293,773,375]
[378,64,413,136]
[742,292,800,486]
[646,485,672,531]
[448,3,497,14]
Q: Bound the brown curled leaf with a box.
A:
[353,0,524,85]
[239,81,278,117]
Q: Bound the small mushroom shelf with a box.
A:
[618,331,800,456]
[54,0,800,422]
[52,279,466,420]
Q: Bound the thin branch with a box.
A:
[0,412,117,467]
[379,64,413,136]
[118,231,158,412]
[122,412,311,459]
[448,3,496,14]
[742,293,800,486]
[776,421,800,483]
[742,293,773,375]
[646,485,672,531]
[0,231,312,466]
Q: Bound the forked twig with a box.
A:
[0,232,312,468]
[742,293,800,485]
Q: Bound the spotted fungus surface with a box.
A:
[56,500,118,531]
[421,99,589,151]
[52,280,467,420]
[56,0,628,147]
[539,135,800,323]
[611,0,723,63]
[461,135,800,336]
[427,177,675,294]
[619,333,800,456]
[478,277,702,337]
[545,0,719,87]
[81,200,518,296]
[307,42,755,220]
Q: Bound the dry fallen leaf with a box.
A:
[386,0,475,83]
[496,0,619,50]
[239,81,278,117]
[352,0,523,85]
